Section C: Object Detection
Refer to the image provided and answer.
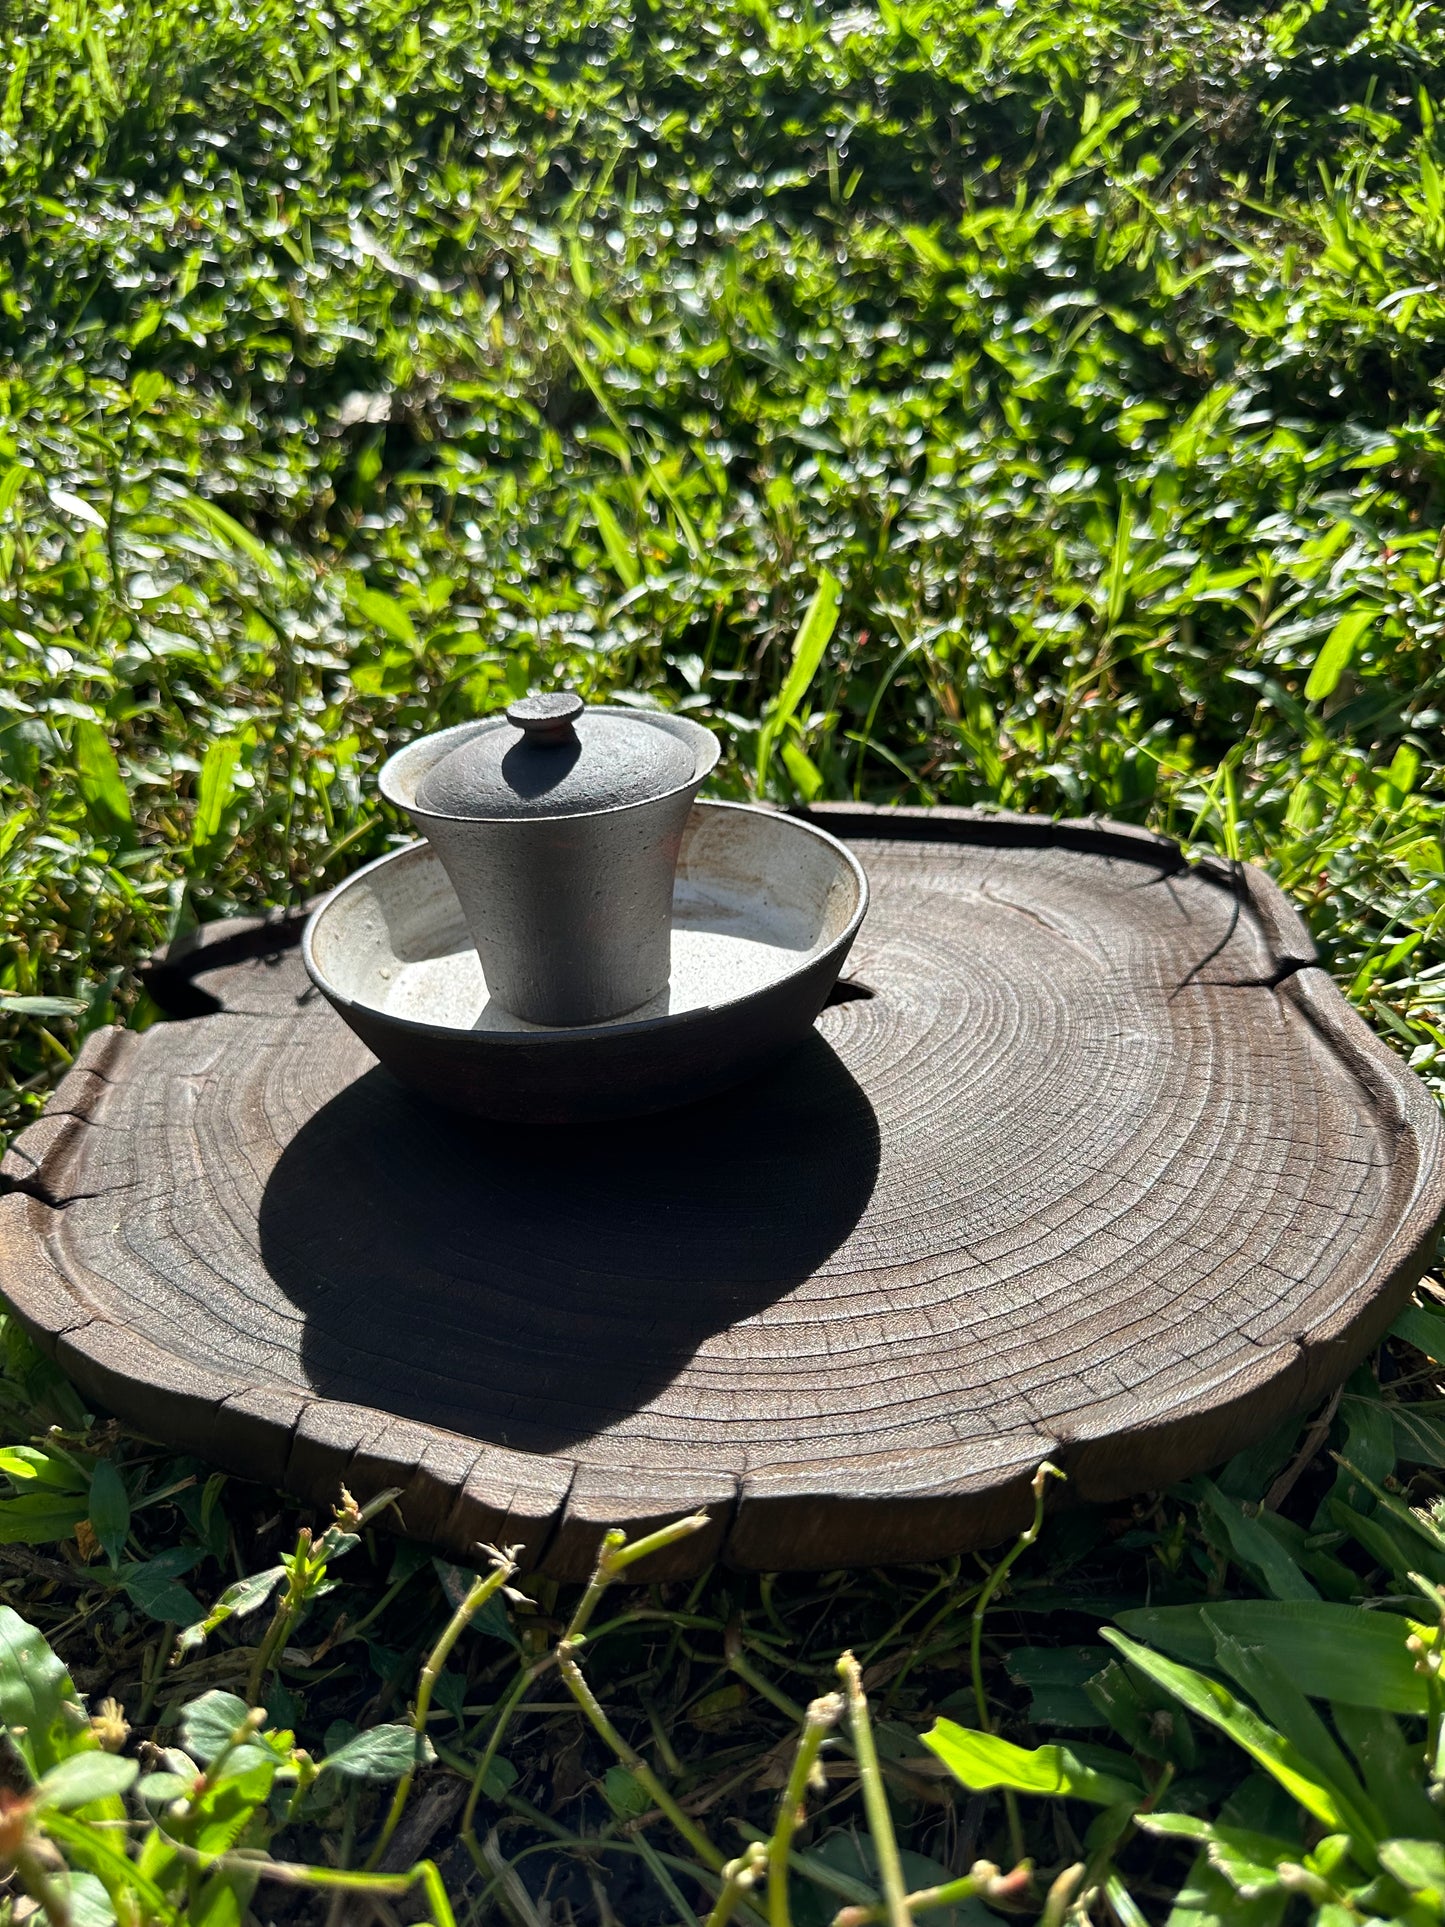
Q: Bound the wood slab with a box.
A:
[2,806,1441,1577]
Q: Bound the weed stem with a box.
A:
[366,1547,517,1870]
[557,1638,725,1871]
[708,1844,768,1927]
[968,1461,1063,1864]
[768,1692,842,1927]
[838,1654,910,1927]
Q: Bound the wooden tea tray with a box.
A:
[2,806,1442,1577]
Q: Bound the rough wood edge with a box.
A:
[0,1028,138,1205]
[1,808,1440,1572]
[803,803,1320,973]
[142,906,317,1017]
[800,801,1185,870]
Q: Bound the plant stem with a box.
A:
[247,1525,311,1705]
[165,1839,457,1927]
[832,1870,988,1927]
[137,1622,176,1724]
[15,1842,73,1927]
[566,1512,712,1643]
[1038,1862,1086,1927]
[459,1658,552,1847]
[557,1638,725,1871]
[968,1460,1063,1864]
[367,1551,517,1869]
[709,1844,768,1927]
[768,1692,842,1927]
[726,1629,809,1727]
[837,1653,910,1927]
[182,1707,266,1813]
[457,1517,708,1871]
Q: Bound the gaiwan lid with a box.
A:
[415,692,706,821]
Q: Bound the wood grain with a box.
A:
[2,807,1441,1577]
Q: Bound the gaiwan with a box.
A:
[302,692,869,1121]
[380,692,719,1027]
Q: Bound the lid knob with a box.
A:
[506,691,583,746]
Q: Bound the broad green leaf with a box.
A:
[0,1445,87,1491]
[1379,1839,1445,1898]
[1329,1496,1445,1588]
[1389,1400,1445,1467]
[1217,1415,1305,1504]
[1197,1480,1318,1601]
[189,1756,278,1855]
[478,1754,518,1798]
[170,489,282,580]
[0,1490,88,1545]
[1100,1629,1346,1829]
[45,1811,181,1926]
[433,1559,519,1646]
[603,1764,652,1817]
[1138,1816,1295,1900]
[137,1769,197,1803]
[1382,742,1421,796]
[1329,1378,1397,1514]
[588,492,641,589]
[780,738,825,801]
[1066,94,1140,170]
[1305,608,1375,700]
[1084,1658,1198,1766]
[1206,1625,1380,1843]
[757,570,841,789]
[806,1829,979,1913]
[350,583,420,650]
[1331,1703,1437,1839]
[118,1546,204,1624]
[1391,1300,1445,1363]
[189,1870,248,1927]
[772,570,842,734]
[902,225,952,269]
[319,1721,434,1781]
[54,1872,115,1927]
[0,994,89,1018]
[73,721,133,835]
[921,1720,1141,1805]
[34,1751,138,1810]
[1334,1454,1445,1564]
[176,1564,285,1658]
[1113,1601,1426,1713]
[193,734,244,852]
[86,1460,129,1567]
[130,370,167,410]
[0,463,27,516]
[0,1605,92,1776]
[1007,1645,1112,1729]
[180,1690,253,1763]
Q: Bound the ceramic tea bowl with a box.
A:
[302,799,869,1120]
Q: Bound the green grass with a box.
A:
[3,0,1445,1917]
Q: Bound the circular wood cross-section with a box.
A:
[2,806,1441,1577]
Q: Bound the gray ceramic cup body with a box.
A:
[379,711,719,1027]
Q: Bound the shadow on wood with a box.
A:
[256,1035,881,1453]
